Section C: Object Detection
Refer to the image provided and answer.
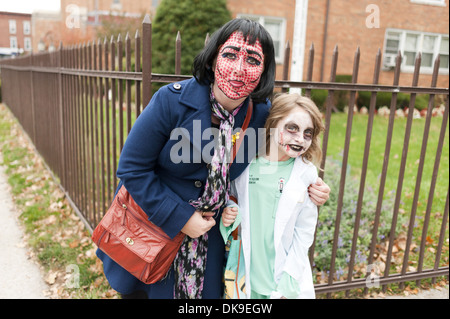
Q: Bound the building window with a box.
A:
[10,36,18,49]
[23,21,31,35]
[383,29,449,73]
[24,37,32,51]
[111,0,122,10]
[236,14,286,63]
[9,20,17,34]
[410,0,446,6]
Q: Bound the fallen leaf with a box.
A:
[45,272,58,285]
[69,240,80,248]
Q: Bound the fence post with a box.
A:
[175,31,181,75]
[30,54,36,143]
[142,14,152,108]
[282,41,290,93]
[57,41,66,189]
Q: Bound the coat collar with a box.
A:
[179,78,251,127]
[179,78,211,111]
[176,78,251,158]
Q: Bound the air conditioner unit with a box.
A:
[383,53,397,68]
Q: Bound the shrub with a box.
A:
[310,89,328,111]
[152,0,231,77]
[312,157,408,282]
[355,91,433,111]
[414,94,429,111]
[334,75,352,112]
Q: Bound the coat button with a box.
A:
[173,83,181,90]
[194,180,203,188]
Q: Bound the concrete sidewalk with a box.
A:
[0,162,49,299]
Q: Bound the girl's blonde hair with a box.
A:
[264,93,325,166]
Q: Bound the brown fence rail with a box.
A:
[0,15,448,297]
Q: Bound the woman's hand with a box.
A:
[222,206,238,227]
[308,177,330,206]
[181,211,216,238]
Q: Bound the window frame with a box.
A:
[10,36,18,49]
[382,28,449,74]
[9,19,17,34]
[24,37,32,51]
[410,0,446,6]
[23,21,31,35]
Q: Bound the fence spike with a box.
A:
[352,46,360,83]
[143,14,151,24]
[305,42,315,82]
[204,33,210,47]
[135,29,140,39]
[329,44,338,82]
[431,53,440,87]
[282,41,290,86]
[376,47,382,62]
[372,48,382,84]
[142,13,152,108]
[392,50,402,83]
[125,32,130,41]
[175,31,182,75]
[412,52,422,86]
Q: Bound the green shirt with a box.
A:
[248,156,299,297]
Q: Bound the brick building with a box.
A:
[19,0,450,87]
[0,11,32,58]
[228,0,449,87]
[32,0,155,52]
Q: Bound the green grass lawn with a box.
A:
[321,112,449,279]
[326,112,449,210]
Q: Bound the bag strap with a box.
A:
[230,99,253,164]
[228,100,252,241]
[229,195,240,240]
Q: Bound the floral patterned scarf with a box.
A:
[173,89,242,299]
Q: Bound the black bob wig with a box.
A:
[192,18,276,104]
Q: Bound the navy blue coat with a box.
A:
[96,77,270,298]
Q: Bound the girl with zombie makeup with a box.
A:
[96,18,330,299]
[221,93,325,299]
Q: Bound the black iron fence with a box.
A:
[0,15,448,297]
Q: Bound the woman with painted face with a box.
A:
[221,93,325,299]
[96,18,330,299]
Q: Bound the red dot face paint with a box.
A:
[214,32,264,101]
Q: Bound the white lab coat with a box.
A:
[231,156,318,299]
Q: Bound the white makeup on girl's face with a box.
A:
[273,108,314,161]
